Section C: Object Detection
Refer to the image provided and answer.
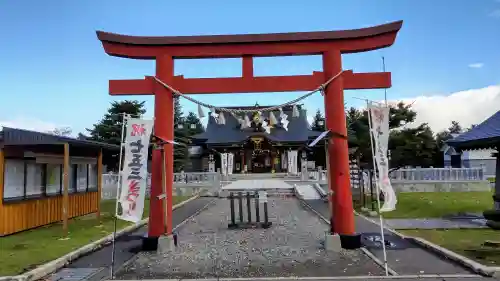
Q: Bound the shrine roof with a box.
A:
[0,127,119,150]
[447,110,500,150]
[97,21,402,46]
[191,105,320,145]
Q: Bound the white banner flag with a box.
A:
[221,153,228,176]
[227,153,234,175]
[117,118,154,223]
[287,151,293,174]
[368,103,397,212]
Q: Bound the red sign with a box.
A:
[131,124,146,136]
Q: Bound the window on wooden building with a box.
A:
[25,160,44,198]
[3,159,25,199]
[46,164,62,195]
[2,157,99,201]
[88,164,98,191]
[68,165,76,193]
[76,164,88,192]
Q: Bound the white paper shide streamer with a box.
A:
[197,104,205,118]
[117,118,154,223]
[368,102,397,212]
[279,108,289,131]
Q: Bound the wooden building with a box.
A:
[188,104,325,173]
[0,127,119,236]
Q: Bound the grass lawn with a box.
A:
[355,191,493,218]
[401,229,500,266]
[0,196,190,276]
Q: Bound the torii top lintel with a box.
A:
[96,21,402,59]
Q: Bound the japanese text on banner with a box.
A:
[368,103,397,212]
[118,118,154,223]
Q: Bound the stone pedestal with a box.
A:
[324,232,342,252]
[218,190,229,198]
[158,234,176,252]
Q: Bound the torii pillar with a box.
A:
[96,20,402,250]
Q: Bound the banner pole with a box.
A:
[382,56,388,106]
[110,113,128,279]
[367,102,389,276]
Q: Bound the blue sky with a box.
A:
[1,0,499,134]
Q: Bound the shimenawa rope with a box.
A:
[152,70,346,114]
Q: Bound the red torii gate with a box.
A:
[97,21,402,249]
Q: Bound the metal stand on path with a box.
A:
[110,214,119,280]
[369,170,376,212]
[227,191,271,229]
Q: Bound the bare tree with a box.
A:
[47,127,72,137]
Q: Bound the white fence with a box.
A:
[389,167,485,182]
[305,167,486,184]
[100,167,487,199]
[101,172,221,200]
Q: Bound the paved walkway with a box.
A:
[221,179,294,190]
[304,199,475,276]
[47,197,215,281]
[384,218,487,229]
[115,276,484,281]
[295,184,322,199]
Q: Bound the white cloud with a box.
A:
[64,84,499,137]
[468,63,484,68]
[395,85,500,132]
[0,117,68,134]
[489,9,500,17]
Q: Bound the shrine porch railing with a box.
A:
[101,172,221,200]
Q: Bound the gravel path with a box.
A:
[116,198,384,279]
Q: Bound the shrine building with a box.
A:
[188,104,326,174]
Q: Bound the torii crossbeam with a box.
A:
[97,20,402,250]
